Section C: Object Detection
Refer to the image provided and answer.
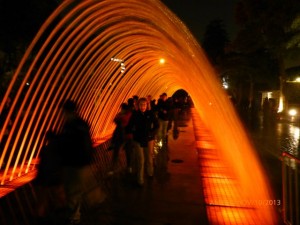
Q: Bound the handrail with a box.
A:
[282,152,300,163]
[282,151,300,225]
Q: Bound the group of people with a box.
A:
[34,93,178,225]
[108,93,176,187]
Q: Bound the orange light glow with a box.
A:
[159,58,166,64]
[193,110,278,224]
[0,0,277,223]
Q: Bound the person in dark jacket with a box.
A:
[59,99,94,225]
[34,131,65,224]
[108,103,132,175]
[126,97,159,186]
[156,93,171,143]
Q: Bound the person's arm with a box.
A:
[151,113,160,135]
[125,111,135,134]
[154,115,159,133]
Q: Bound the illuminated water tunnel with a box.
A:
[0,0,277,223]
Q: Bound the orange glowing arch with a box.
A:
[0,0,276,223]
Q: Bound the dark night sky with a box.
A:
[162,0,239,42]
[0,0,239,48]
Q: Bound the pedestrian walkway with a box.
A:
[0,108,286,225]
[80,109,209,225]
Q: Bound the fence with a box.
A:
[0,139,123,225]
[282,151,300,225]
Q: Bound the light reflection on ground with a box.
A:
[251,116,300,157]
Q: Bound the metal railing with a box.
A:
[282,151,300,225]
[0,139,116,225]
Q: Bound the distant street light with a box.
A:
[111,57,125,73]
[222,77,229,89]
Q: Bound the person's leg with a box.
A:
[63,167,82,224]
[158,119,169,143]
[35,185,49,218]
[124,140,133,173]
[108,144,121,174]
[157,119,163,141]
[145,140,154,177]
[50,184,66,211]
[135,143,145,185]
[161,120,169,139]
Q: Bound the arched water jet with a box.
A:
[0,0,277,223]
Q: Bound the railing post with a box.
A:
[288,159,293,224]
[282,152,300,225]
[282,156,287,223]
[296,162,299,225]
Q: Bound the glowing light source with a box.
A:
[159,58,165,64]
[278,96,284,113]
[120,62,125,73]
[222,77,229,89]
[288,109,297,116]
[111,57,125,73]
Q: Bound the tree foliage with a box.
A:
[202,19,229,65]
[228,0,300,93]
[234,0,300,59]
[215,0,300,113]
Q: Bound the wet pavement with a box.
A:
[84,110,287,225]
[0,108,209,225]
[79,109,209,225]
[0,109,290,225]
[247,115,300,203]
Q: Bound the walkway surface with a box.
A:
[0,108,286,225]
[80,109,209,225]
[192,110,284,225]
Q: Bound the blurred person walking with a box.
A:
[156,93,171,143]
[33,130,65,225]
[59,99,95,225]
[108,103,132,175]
[146,94,156,111]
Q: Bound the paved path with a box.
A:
[81,110,209,225]
[0,108,287,225]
